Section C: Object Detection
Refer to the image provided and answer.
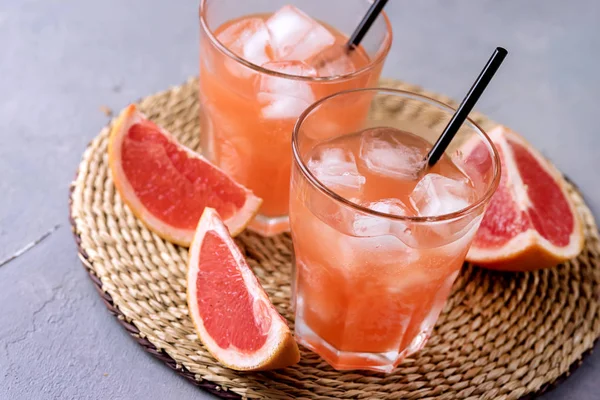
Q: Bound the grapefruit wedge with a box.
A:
[187,208,300,371]
[108,105,261,247]
[466,126,584,271]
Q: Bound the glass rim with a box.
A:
[291,87,502,223]
[199,0,393,82]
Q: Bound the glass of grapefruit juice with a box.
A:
[289,88,501,372]
[198,0,392,236]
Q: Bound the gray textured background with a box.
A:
[1,0,599,399]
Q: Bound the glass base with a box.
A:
[294,297,434,373]
[248,214,289,237]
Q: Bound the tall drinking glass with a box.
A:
[290,88,501,372]
[199,0,392,236]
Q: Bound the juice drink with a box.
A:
[289,89,500,372]
[199,1,392,235]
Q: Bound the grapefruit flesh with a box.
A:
[187,208,300,370]
[466,126,584,271]
[108,105,261,246]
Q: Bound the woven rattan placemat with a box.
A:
[69,78,600,399]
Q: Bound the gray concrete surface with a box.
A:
[1,0,599,399]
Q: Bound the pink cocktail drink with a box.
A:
[290,89,500,372]
[199,1,392,236]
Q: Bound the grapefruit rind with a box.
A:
[108,105,262,247]
[466,126,584,271]
[186,208,300,371]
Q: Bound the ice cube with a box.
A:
[353,199,409,237]
[409,173,475,217]
[266,5,335,62]
[217,18,273,77]
[359,128,429,180]
[307,148,365,192]
[310,48,356,77]
[386,267,431,294]
[346,233,420,275]
[261,60,318,77]
[257,60,317,119]
[257,93,311,119]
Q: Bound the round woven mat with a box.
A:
[70,77,600,400]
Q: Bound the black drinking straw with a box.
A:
[426,47,508,168]
[346,0,389,50]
